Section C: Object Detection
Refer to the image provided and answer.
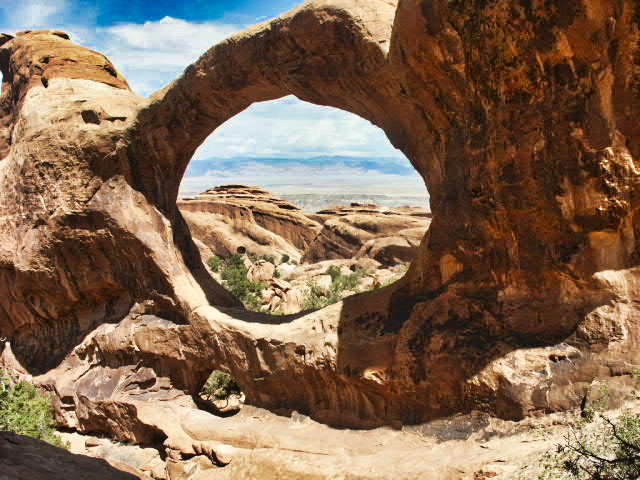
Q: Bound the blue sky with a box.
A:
[0,0,302,30]
[0,0,428,199]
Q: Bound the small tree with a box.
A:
[221,254,266,310]
[200,371,241,405]
[0,376,67,448]
[540,411,640,479]
[207,255,221,273]
[280,254,290,264]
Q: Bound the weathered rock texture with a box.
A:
[178,185,321,261]
[180,185,430,266]
[302,211,430,265]
[2,0,640,444]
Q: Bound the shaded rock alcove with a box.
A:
[0,0,640,441]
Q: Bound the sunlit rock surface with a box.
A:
[178,185,321,262]
[1,1,640,463]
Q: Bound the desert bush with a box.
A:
[302,282,342,310]
[221,254,266,311]
[200,371,241,402]
[303,267,369,310]
[334,268,367,291]
[262,255,275,265]
[207,255,221,273]
[0,376,67,448]
[280,254,290,264]
[326,265,341,283]
[539,410,640,479]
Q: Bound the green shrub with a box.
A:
[0,376,67,449]
[303,282,340,310]
[324,266,368,289]
[303,268,369,310]
[280,254,290,264]
[200,371,241,402]
[325,265,341,283]
[262,255,275,265]
[221,254,266,311]
[540,411,640,479]
[336,268,368,291]
[207,255,221,273]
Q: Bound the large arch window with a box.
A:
[178,96,431,315]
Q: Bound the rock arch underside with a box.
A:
[1,0,640,447]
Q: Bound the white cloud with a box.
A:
[196,96,405,161]
[0,0,69,32]
[23,3,63,28]
[105,17,238,55]
[91,16,242,95]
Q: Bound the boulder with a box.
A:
[269,277,292,292]
[276,262,297,278]
[358,227,428,266]
[247,260,276,283]
[280,286,309,314]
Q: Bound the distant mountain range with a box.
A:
[180,156,430,211]
[184,155,417,177]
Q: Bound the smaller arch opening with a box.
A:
[196,370,244,417]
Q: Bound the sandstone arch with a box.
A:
[0,0,640,436]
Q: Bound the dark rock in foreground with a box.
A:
[0,431,141,480]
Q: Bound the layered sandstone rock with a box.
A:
[179,185,429,267]
[1,0,640,460]
[302,212,430,265]
[178,185,321,261]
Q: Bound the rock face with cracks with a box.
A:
[178,185,321,261]
[1,0,640,448]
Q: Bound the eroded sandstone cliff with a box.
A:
[178,185,321,261]
[1,1,640,464]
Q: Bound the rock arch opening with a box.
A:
[196,370,243,416]
[176,95,431,315]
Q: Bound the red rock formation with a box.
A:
[302,212,430,265]
[1,0,640,444]
[180,185,430,265]
[178,185,321,260]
